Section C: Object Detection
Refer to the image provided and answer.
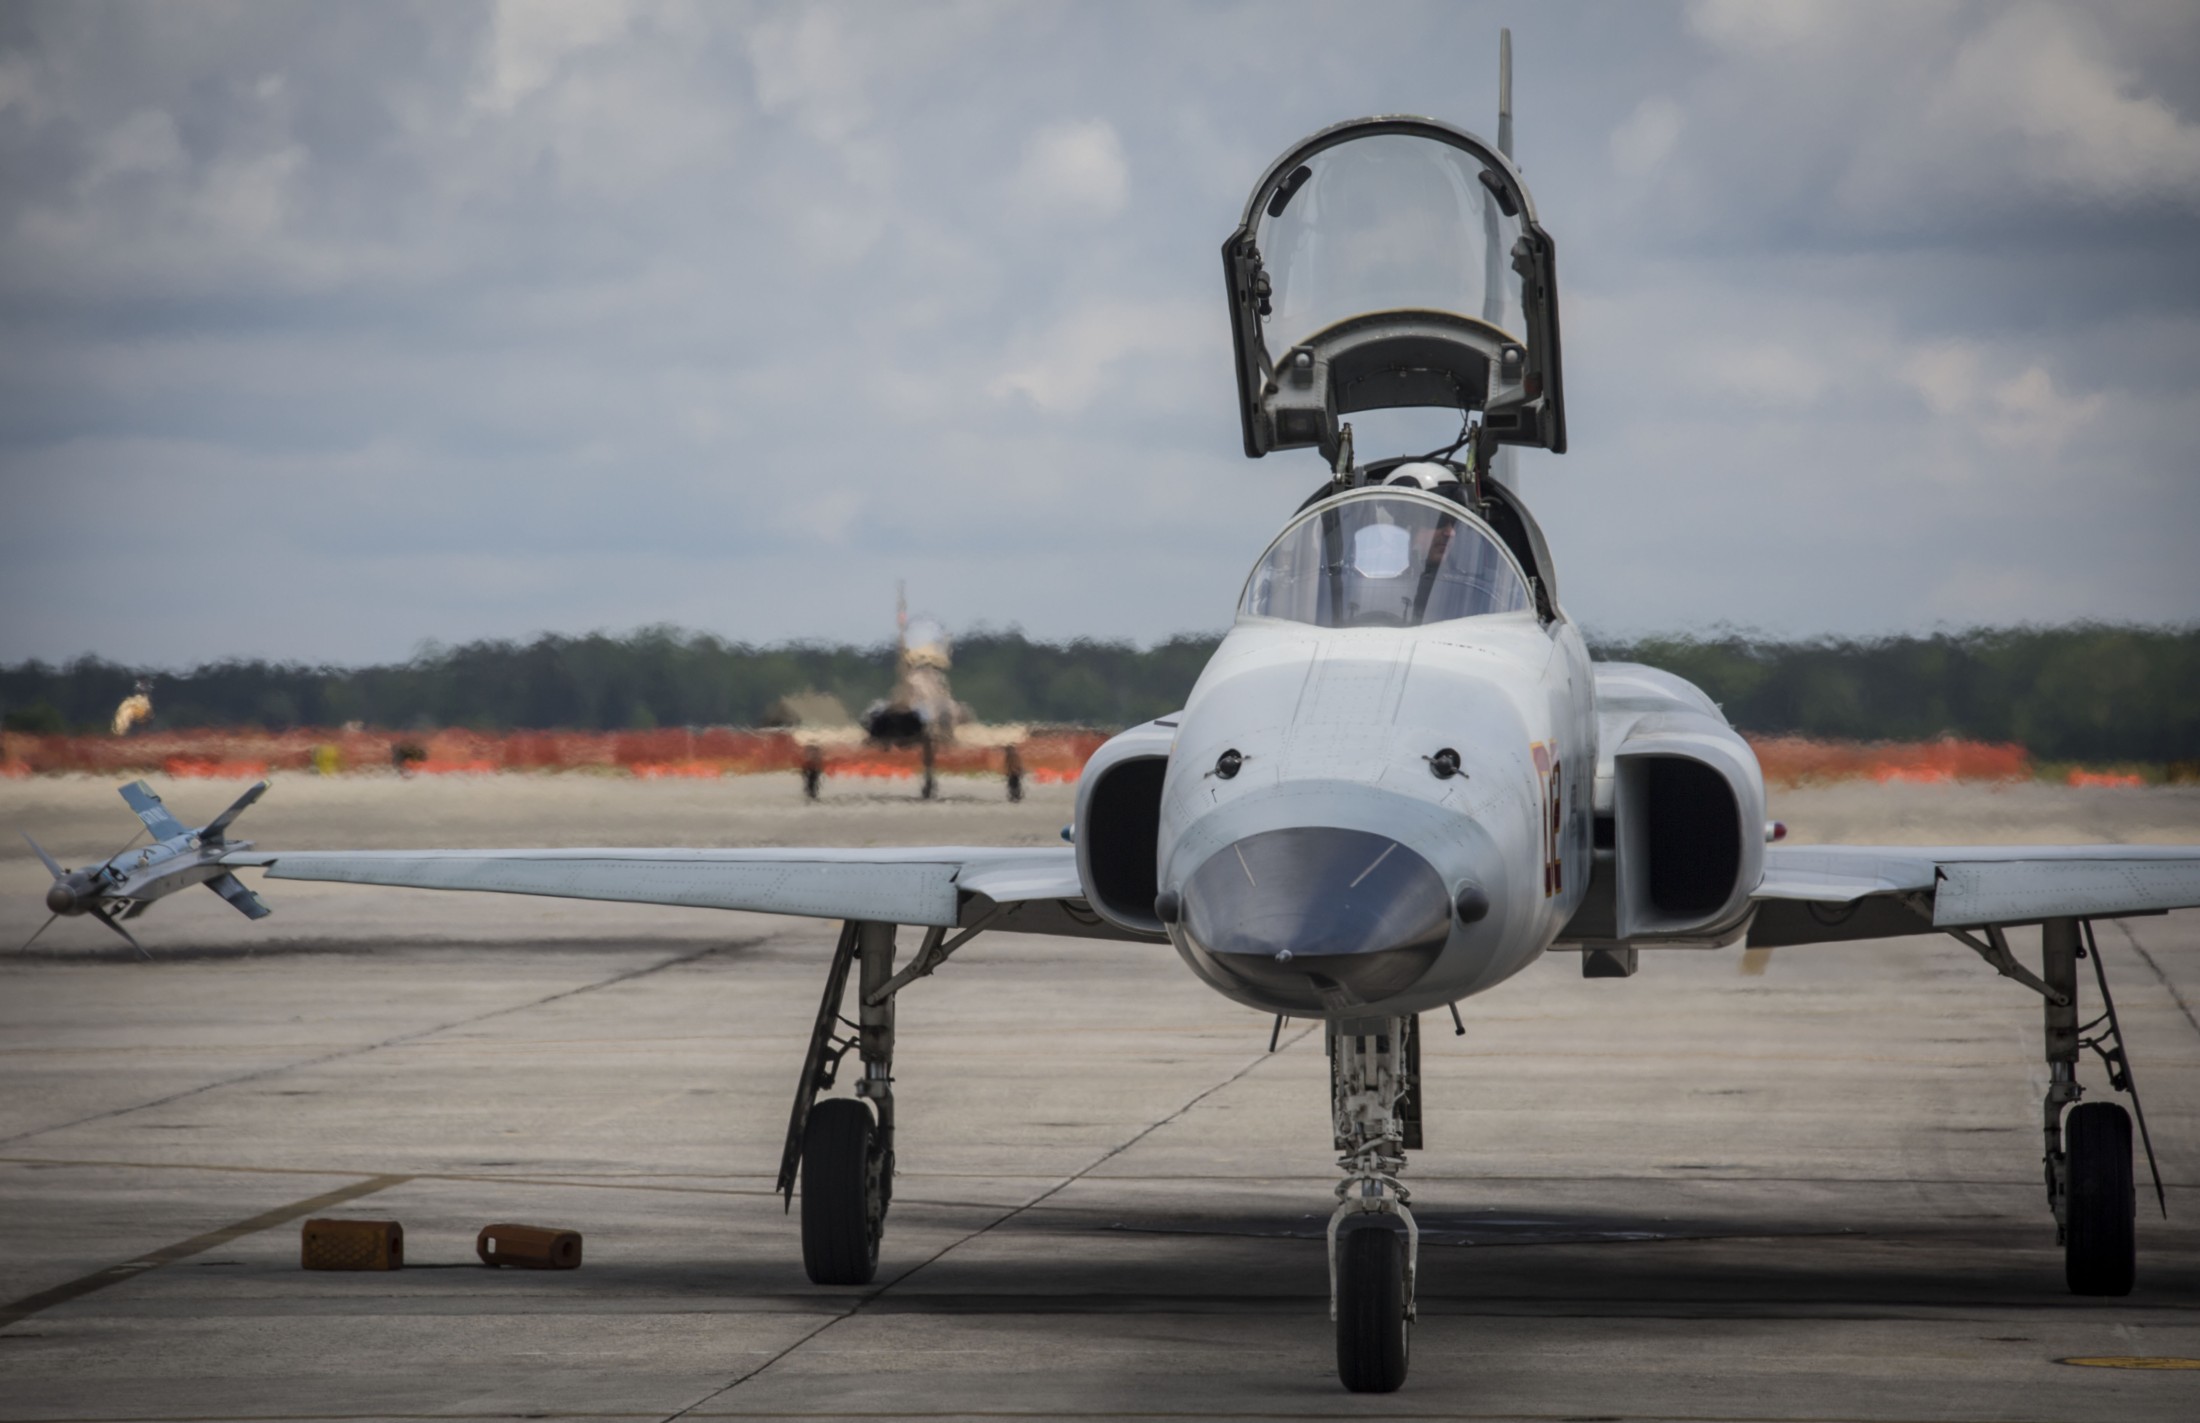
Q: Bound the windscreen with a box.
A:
[1240,494,1532,629]
[1256,133,1524,358]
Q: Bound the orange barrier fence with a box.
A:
[6,727,2167,788]
[0,727,1113,781]
[1746,735,2032,787]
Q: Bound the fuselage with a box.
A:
[1146,481,1598,1020]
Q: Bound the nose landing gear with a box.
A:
[1327,1017,1419,1392]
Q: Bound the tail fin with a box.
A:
[206,871,272,921]
[118,781,187,840]
[23,832,65,882]
[87,905,148,958]
[200,780,269,841]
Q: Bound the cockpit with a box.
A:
[1240,490,1532,630]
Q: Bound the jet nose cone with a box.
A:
[1177,827,1453,1013]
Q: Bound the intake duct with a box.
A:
[1072,718,1179,937]
[1610,731,1763,941]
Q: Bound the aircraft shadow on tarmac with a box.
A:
[782,1200,2200,1317]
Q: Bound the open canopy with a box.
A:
[1222,117,1566,463]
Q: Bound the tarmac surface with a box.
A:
[1,773,2197,1421]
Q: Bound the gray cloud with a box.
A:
[2,0,2195,667]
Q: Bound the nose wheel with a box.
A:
[1327,1018,1419,1393]
[1334,1216,1411,1392]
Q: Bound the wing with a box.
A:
[219,844,1156,942]
[1750,843,2200,947]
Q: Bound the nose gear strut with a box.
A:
[1326,1017,1419,1392]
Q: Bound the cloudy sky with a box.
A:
[2,0,2196,667]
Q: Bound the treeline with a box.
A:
[3,624,2195,762]
[0,628,1222,738]
[1605,626,2200,764]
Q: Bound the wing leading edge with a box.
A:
[1751,843,2200,947]
[219,844,1152,941]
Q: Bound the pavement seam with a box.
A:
[655,1023,1322,1420]
[0,1172,409,1331]
[0,942,737,1150]
[2114,919,2200,1041]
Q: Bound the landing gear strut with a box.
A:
[2040,917,2155,1296]
[779,920,898,1284]
[1328,1016,1418,1393]
[1941,913,2161,1294]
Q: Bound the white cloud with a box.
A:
[986,298,1207,414]
[1923,3,2200,204]
[81,108,185,188]
[477,0,641,112]
[1705,343,1827,408]
[1686,0,1861,54]
[1609,96,1682,177]
[1011,119,1130,220]
[1900,342,2107,454]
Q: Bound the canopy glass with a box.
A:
[1257,133,1524,360]
[1240,492,1531,629]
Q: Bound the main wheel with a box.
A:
[801,1098,883,1285]
[1335,1218,1410,1393]
[2065,1101,2134,1296]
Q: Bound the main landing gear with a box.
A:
[2037,917,2167,1295]
[1949,915,2164,1295]
[778,915,994,1285]
[1328,1015,1421,1393]
[779,920,899,1284]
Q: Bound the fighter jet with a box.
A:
[856,587,977,799]
[30,62,2200,1395]
[860,586,971,753]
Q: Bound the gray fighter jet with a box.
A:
[29,67,2200,1395]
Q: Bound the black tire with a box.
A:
[2065,1101,2135,1296]
[802,1098,882,1285]
[1335,1219,1410,1393]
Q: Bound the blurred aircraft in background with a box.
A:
[860,586,974,753]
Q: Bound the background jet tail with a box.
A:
[206,871,272,920]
